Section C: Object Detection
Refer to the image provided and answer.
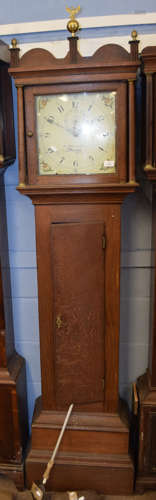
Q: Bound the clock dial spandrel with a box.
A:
[35,91,116,175]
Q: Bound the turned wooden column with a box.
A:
[128,79,136,183]
[17,85,27,186]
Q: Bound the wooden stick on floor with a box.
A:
[31,404,74,500]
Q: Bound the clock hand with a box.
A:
[64,145,82,152]
[45,115,80,137]
[71,120,81,137]
[45,115,66,130]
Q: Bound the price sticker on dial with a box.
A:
[104,160,115,167]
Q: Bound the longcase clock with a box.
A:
[9,24,139,494]
[135,46,156,494]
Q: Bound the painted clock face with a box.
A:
[35,91,116,175]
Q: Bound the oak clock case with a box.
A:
[0,40,28,488]
[9,35,139,494]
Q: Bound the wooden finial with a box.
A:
[66,5,80,36]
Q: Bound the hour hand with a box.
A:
[45,115,71,133]
[69,120,81,137]
[45,115,64,128]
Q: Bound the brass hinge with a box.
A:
[102,235,106,250]
[102,378,105,390]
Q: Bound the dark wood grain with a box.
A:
[51,222,105,408]
[35,203,125,414]
[68,37,80,64]
[129,39,139,62]
[17,85,26,185]
[129,80,136,182]
[26,448,134,494]
[0,58,16,168]
[146,73,153,168]
[104,205,121,412]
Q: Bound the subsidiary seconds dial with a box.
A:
[36,91,116,176]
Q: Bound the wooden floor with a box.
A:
[0,476,156,500]
[100,495,156,500]
[45,492,156,500]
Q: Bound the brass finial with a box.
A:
[11,38,17,48]
[66,5,80,36]
[131,30,138,41]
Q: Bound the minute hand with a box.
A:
[46,117,81,137]
[59,121,81,137]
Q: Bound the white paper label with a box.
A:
[104,160,115,167]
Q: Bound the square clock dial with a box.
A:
[35,91,116,175]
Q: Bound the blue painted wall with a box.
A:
[1,0,156,24]
[1,3,154,429]
[4,84,41,425]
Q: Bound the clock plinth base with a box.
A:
[26,450,134,495]
[0,462,25,490]
[135,371,156,493]
[25,398,134,494]
[136,476,156,495]
[0,352,28,489]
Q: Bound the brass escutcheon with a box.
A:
[56,315,63,329]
